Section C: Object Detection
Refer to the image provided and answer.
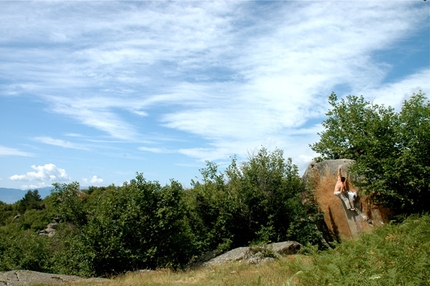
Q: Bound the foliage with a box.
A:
[311,91,430,214]
[288,214,430,286]
[0,201,14,226]
[51,182,88,228]
[50,175,196,277]
[0,224,50,272]
[67,215,430,286]
[49,223,95,277]
[188,148,323,253]
[187,161,237,253]
[17,190,43,214]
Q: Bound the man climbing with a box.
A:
[334,165,356,211]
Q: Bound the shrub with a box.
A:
[288,214,430,285]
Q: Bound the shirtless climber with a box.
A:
[334,165,356,211]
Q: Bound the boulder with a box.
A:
[0,270,108,286]
[39,220,59,238]
[302,159,390,240]
[269,241,302,255]
[201,241,301,267]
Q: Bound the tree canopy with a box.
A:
[311,91,430,214]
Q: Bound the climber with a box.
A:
[334,165,356,211]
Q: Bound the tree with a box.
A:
[51,182,87,227]
[51,174,196,277]
[187,161,237,252]
[17,190,42,214]
[226,148,320,245]
[188,148,324,251]
[311,91,430,214]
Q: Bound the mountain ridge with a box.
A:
[0,187,54,204]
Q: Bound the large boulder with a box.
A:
[197,241,301,267]
[302,159,390,240]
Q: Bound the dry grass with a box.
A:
[69,257,298,286]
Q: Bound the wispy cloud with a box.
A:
[360,69,430,110]
[0,146,33,157]
[1,1,428,174]
[139,146,173,154]
[34,136,89,150]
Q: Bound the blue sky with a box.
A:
[1,0,429,194]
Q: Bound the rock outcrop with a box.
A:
[302,159,390,240]
[0,270,108,286]
[200,241,301,267]
[39,219,59,238]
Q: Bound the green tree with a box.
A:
[187,161,237,253]
[188,148,324,252]
[51,182,87,227]
[226,148,320,245]
[51,174,196,277]
[311,91,430,214]
[17,190,42,214]
[0,201,14,226]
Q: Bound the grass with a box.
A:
[70,214,430,286]
[70,259,297,286]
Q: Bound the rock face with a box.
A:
[302,159,390,240]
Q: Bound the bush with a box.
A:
[51,175,196,277]
[288,214,430,285]
[0,224,50,272]
[187,148,324,253]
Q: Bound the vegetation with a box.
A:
[0,148,321,277]
[311,91,430,214]
[286,214,430,285]
[187,149,324,254]
[67,214,430,285]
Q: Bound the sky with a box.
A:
[1,0,429,196]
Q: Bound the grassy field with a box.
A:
[71,214,430,286]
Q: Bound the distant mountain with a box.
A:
[0,187,54,204]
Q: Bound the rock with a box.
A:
[269,241,302,255]
[0,270,108,286]
[302,159,390,240]
[201,241,301,267]
[39,220,59,237]
[203,247,249,266]
[47,222,58,229]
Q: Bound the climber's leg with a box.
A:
[347,191,357,211]
[334,191,354,210]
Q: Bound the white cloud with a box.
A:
[83,175,103,185]
[357,69,430,111]
[34,136,89,150]
[10,164,71,187]
[0,146,33,157]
